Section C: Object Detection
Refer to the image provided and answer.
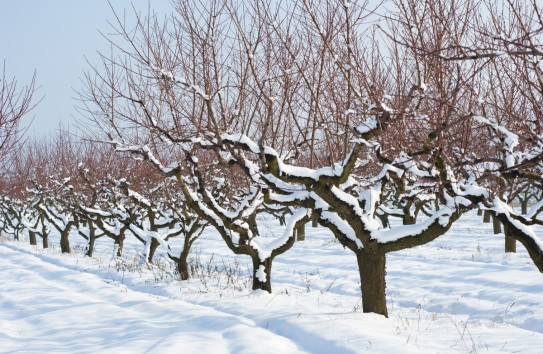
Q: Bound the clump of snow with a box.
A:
[255,265,267,283]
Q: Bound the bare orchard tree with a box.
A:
[79,0,483,317]
[80,0,318,292]
[385,0,543,283]
[436,0,543,270]
[0,63,38,174]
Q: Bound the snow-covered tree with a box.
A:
[79,0,543,317]
[398,0,543,271]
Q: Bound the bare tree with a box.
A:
[78,0,543,318]
[0,62,38,174]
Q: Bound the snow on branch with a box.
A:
[526,198,543,219]
[372,206,455,247]
[110,141,181,177]
[151,64,210,100]
[473,115,519,168]
[250,208,311,260]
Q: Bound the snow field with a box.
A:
[0,210,542,353]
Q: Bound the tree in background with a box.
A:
[0,62,38,176]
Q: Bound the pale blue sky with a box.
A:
[0,1,173,137]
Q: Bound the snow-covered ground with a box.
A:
[1,211,542,353]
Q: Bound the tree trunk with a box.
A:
[477,208,483,216]
[403,214,416,225]
[147,238,160,263]
[86,221,96,257]
[114,239,123,257]
[483,210,491,223]
[492,215,502,234]
[175,246,191,281]
[177,254,190,281]
[504,224,517,253]
[60,230,71,254]
[521,200,528,215]
[29,231,37,245]
[377,213,390,228]
[312,218,318,228]
[40,221,49,249]
[251,257,272,293]
[41,231,49,248]
[356,250,388,317]
[115,230,126,257]
[295,223,305,241]
[86,237,96,257]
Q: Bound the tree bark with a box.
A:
[177,252,190,281]
[86,237,96,257]
[85,221,96,257]
[295,223,306,241]
[60,230,71,254]
[503,223,517,253]
[377,213,390,228]
[403,213,416,225]
[492,215,502,234]
[115,229,127,257]
[251,257,273,293]
[29,231,37,245]
[168,235,193,281]
[477,208,483,216]
[483,210,491,223]
[40,218,49,249]
[147,238,160,263]
[114,239,123,257]
[521,200,528,215]
[356,250,388,317]
[312,218,318,228]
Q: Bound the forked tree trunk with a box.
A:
[29,231,37,245]
[168,236,193,281]
[504,224,517,253]
[60,230,71,254]
[356,250,388,317]
[483,210,491,223]
[170,246,191,281]
[251,257,273,293]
